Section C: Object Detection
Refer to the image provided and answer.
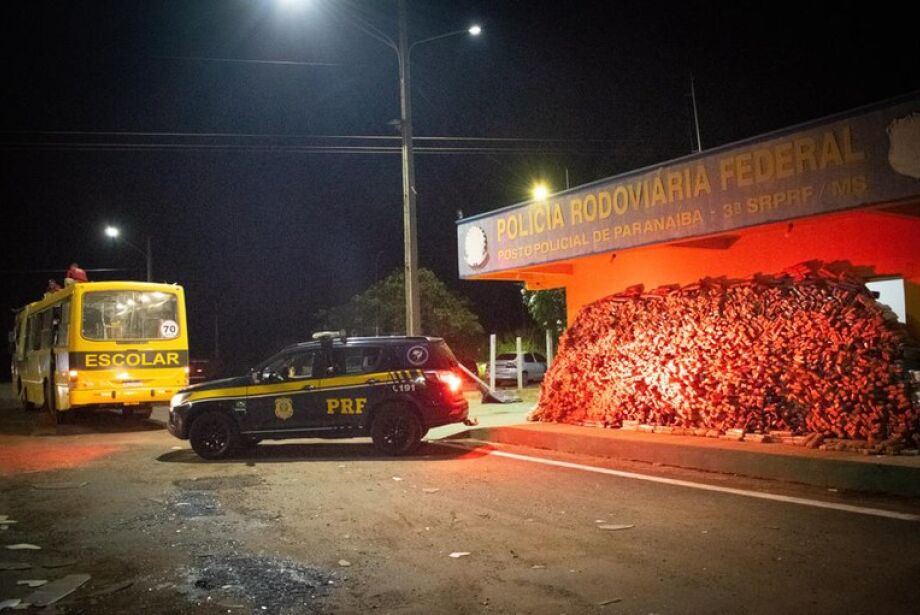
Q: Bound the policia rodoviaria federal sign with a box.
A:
[457,94,920,277]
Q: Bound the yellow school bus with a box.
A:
[10,281,189,422]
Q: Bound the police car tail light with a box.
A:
[428,370,463,395]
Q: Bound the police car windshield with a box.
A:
[81,291,179,341]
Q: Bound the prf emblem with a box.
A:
[326,398,367,415]
[274,397,294,420]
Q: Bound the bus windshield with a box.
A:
[81,291,179,341]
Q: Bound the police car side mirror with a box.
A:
[261,368,286,383]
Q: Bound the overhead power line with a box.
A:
[0,129,633,156]
[2,129,630,144]
[152,55,341,67]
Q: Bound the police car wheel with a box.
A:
[190,411,240,460]
[371,405,422,456]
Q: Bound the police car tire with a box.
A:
[371,404,422,456]
[190,411,240,460]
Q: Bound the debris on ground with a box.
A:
[182,553,334,614]
[15,580,47,588]
[391,477,403,481]
[39,558,76,569]
[448,552,471,558]
[337,560,351,567]
[23,574,91,607]
[87,580,133,597]
[30,482,88,491]
[169,491,222,518]
[422,488,440,494]
[599,598,622,606]
[0,562,31,571]
[0,599,22,611]
[531,565,546,569]
[4,545,41,551]
[597,524,634,531]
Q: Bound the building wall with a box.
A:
[561,208,920,339]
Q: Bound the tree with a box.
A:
[522,287,567,335]
[314,268,484,360]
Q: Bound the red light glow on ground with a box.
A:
[0,440,124,475]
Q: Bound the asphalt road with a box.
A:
[1,400,918,614]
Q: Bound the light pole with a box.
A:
[104,226,152,282]
[276,1,479,334]
[397,10,481,335]
[317,0,480,335]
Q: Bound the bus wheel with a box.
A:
[135,406,153,420]
[18,380,35,412]
[371,404,422,456]
[189,411,240,460]
[123,406,153,420]
[44,379,69,424]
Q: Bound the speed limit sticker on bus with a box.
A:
[160,320,179,338]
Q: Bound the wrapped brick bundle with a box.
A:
[535,262,919,449]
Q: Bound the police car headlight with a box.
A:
[170,393,190,409]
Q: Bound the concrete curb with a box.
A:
[455,424,920,498]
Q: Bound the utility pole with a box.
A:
[214,302,220,361]
[146,236,153,282]
[398,0,422,336]
[690,73,703,153]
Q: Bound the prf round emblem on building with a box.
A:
[274,397,294,420]
[463,225,489,269]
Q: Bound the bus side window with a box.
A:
[39,311,53,349]
[54,302,70,347]
[28,315,41,352]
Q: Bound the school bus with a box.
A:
[10,281,189,422]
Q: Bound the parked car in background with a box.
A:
[188,359,212,384]
[486,352,547,385]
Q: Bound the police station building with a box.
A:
[457,93,920,339]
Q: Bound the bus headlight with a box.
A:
[170,393,190,409]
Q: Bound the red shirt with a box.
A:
[66,265,88,282]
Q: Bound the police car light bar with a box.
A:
[312,330,347,342]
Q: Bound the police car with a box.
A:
[167,333,470,459]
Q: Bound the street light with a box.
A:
[303,0,481,335]
[532,182,550,201]
[395,8,481,336]
[104,225,152,282]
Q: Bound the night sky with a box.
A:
[2,1,917,372]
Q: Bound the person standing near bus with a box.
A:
[65,262,88,286]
